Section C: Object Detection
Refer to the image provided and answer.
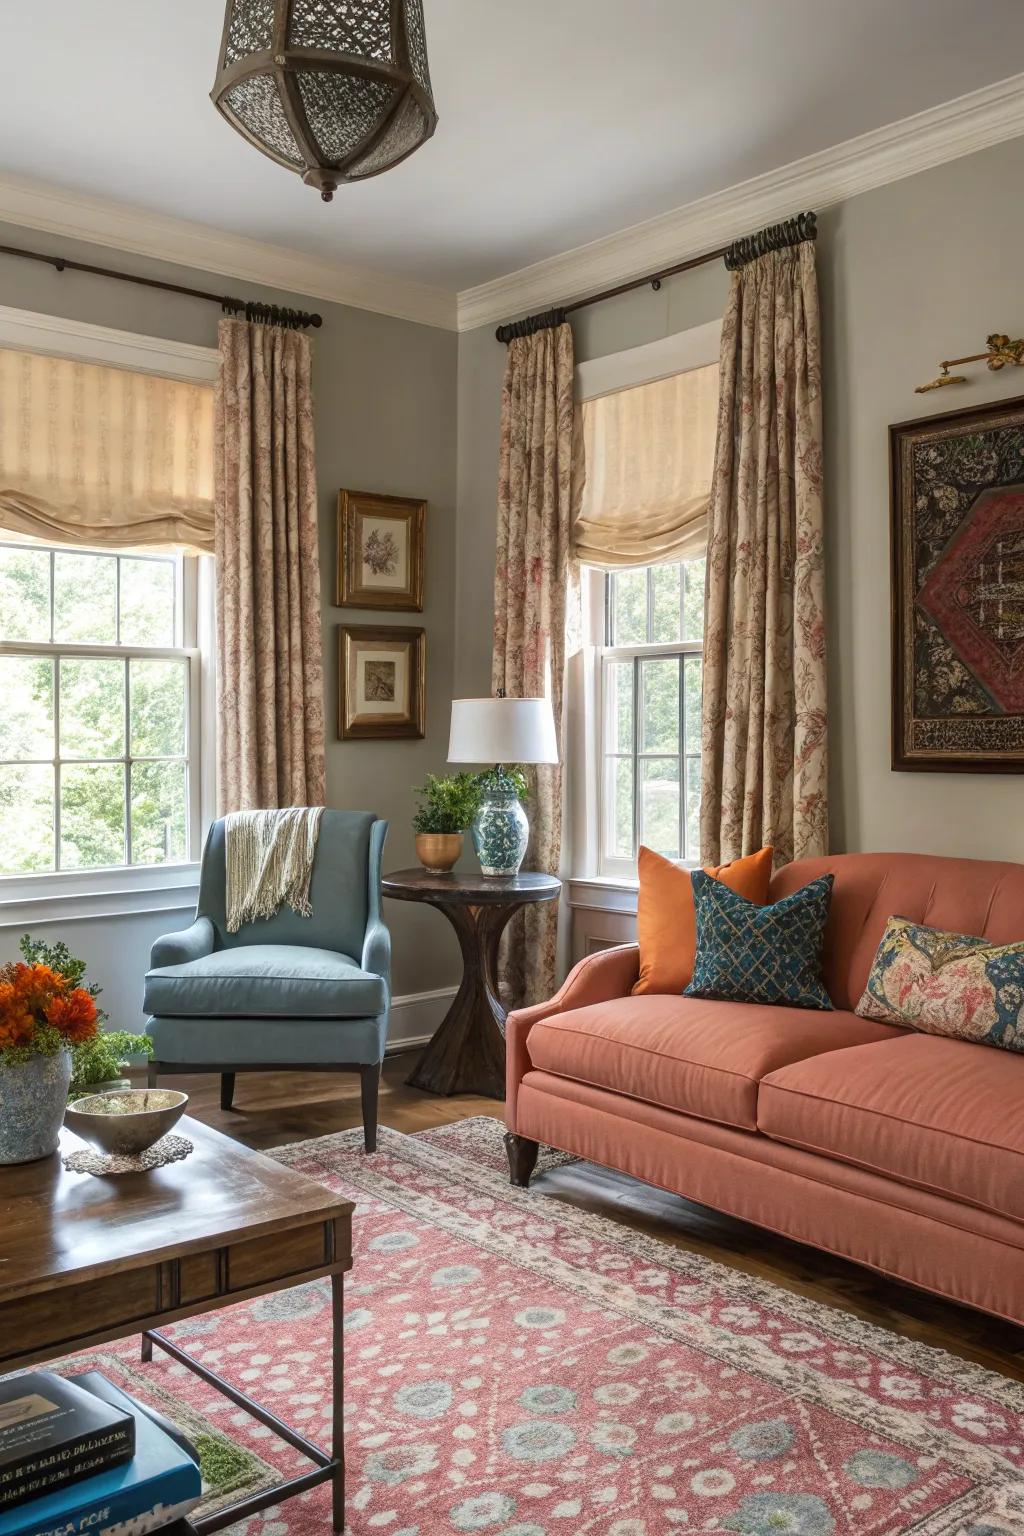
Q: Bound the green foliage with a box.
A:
[412,772,481,834]
[68,1029,153,1100]
[0,547,186,876]
[475,765,529,803]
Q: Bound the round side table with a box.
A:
[382,869,561,1098]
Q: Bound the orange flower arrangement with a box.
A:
[0,959,99,1058]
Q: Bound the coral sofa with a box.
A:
[505,852,1024,1324]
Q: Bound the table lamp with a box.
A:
[448,693,558,876]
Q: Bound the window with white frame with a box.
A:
[598,556,705,876]
[0,541,200,875]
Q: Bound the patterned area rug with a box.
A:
[55,1117,1024,1535]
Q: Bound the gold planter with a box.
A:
[415,832,462,874]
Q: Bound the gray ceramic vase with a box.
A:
[0,1048,72,1164]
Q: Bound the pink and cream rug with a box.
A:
[58,1117,1024,1535]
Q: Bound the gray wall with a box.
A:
[455,134,1024,866]
[0,223,461,1023]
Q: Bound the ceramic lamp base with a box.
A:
[472,782,529,877]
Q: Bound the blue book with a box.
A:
[0,1383,202,1536]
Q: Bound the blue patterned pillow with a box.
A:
[685,870,834,1010]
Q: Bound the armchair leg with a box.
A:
[220,1072,236,1112]
[360,1063,381,1153]
[505,1132,539,1188]
[147,1064,158,1090]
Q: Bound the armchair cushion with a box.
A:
[145,944,386,1020]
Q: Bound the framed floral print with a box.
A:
[336,489,425,611]
[338,625,426,740]
[891,393,1024,771]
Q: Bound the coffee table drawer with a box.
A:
[0,1268,157,1356]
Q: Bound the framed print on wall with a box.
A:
[337,488,425,611]
[338,624,426,740]
[891,393,1024,771]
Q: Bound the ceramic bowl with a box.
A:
[65,1088,188,1156]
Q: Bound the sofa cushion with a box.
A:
[758,1033,1024,1221]
[856,914,1024,1052]
[687,871,835,1011]
[145,944,386,1019]
[525,996,902,1131]
[633,844,774,995]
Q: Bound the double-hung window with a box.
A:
[0,542,199,875]
[598,557,705,876]
[574,320,721,882]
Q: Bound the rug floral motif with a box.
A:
[54,1117,1024,1535]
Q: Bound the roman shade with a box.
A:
[572,361,718,568]
[0,347,215,552]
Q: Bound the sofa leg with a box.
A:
[505,1132,539,1188]
[147,1063,158,1090]
[360,1063,381,1153]
[220,1072,236,1112]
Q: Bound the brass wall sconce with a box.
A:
[916,333,1024,393]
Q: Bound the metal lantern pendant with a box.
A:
[211,0,437,202]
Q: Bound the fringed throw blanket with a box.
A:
[225,807,324,934]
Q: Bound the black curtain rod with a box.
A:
[0,242,323,330]
[495,211,817,343]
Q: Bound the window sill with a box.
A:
[0,862,201,927]
[568,876,639,916]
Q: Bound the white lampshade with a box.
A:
[448,696,559,765]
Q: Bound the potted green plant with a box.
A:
[412,772,482,873]
[68,1030,154,1101]
[0,935,101,1165]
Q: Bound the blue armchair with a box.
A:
[144,811,390,1151]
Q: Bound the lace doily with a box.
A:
[62,1133,194,1176]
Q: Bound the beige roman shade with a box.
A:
[0,347,215,553]
[573,360,719,568]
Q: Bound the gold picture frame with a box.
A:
[338,624,426,740]
[336,489,425,611]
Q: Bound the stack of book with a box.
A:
[0,1372,202,1536]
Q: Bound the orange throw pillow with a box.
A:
[632,844,774,995]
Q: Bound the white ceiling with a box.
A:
[3,0,1024,298]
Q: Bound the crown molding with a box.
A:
[456,71,1024,333]
[0,170,458,331]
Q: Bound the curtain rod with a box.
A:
[0,242,324,330]
[494,211,817,344]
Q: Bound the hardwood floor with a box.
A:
[176,1051,1024,1385]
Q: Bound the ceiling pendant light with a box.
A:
[211,1,437,202]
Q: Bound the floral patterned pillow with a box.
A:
[855,915,1024,1052]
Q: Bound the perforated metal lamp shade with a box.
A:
[211,0,437,201]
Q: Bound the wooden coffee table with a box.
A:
[0,1117,353,1534]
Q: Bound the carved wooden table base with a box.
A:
[382,869,561,1097]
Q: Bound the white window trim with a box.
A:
[569,318,721,895]
[0,308,218,925]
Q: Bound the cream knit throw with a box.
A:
[225,807,324,934]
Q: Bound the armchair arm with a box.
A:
[505,943,639,1129]
[149,916,216,971]
[362,817,391,1002]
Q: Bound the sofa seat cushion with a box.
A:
[525,996,902,1132]
[145,945,386,1019]
[759,1034,1024,1220]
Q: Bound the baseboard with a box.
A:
[387,986,456,1050]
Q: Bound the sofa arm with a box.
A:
[149,916,216,972]
[362,918,392,1000]
[505,943,639,1130]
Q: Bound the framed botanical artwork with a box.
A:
[891,393,1024,771]
[336,489,425,611]
[338,624,426,740]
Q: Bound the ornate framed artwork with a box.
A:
[338,625,426,740]
[336,489,425,611]
[891,393,1024,771]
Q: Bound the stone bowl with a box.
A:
[65,1088,188,1156]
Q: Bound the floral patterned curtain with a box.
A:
[492,321,579,1007]
[700,240,827,866]
[215,319,326,813]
